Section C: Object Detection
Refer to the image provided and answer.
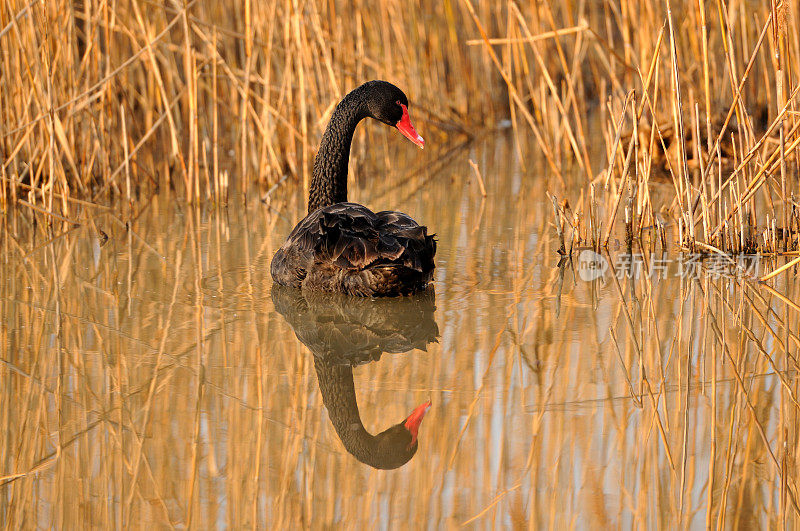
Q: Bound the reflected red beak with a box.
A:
[403,399,431,446]
[396,104,425,149]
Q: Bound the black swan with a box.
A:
[272,285,438,469]
[271,81,436,297]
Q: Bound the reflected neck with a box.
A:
[308,91,368,214]
[313,361,377,461]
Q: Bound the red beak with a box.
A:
[396,104,425,149]
[403,399,431,446]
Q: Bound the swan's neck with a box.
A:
[308,93,367,214]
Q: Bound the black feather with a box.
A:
[271,203,436,296]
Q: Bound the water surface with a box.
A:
[2,134,799,528]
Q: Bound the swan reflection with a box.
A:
[272,285,438,469]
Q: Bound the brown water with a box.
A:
[2,133,800,528]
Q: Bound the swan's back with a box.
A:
[271,203,436,296]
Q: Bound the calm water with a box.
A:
[2,134,799,528]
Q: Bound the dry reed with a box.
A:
[3,1,797,274]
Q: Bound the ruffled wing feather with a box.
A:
[270,203,436,295]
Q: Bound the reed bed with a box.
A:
[2,1,797,245]
[475,1,800,265]
[3,0,798,272]
[0,0,515,212]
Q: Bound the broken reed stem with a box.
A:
[603,97,637,247]
[761,255,800,282]
[464,23,588,46]
[468,159,487,197]
[548,192,566,255]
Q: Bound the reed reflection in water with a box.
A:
[1,135,799,528]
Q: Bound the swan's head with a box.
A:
[362,80,425,149]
